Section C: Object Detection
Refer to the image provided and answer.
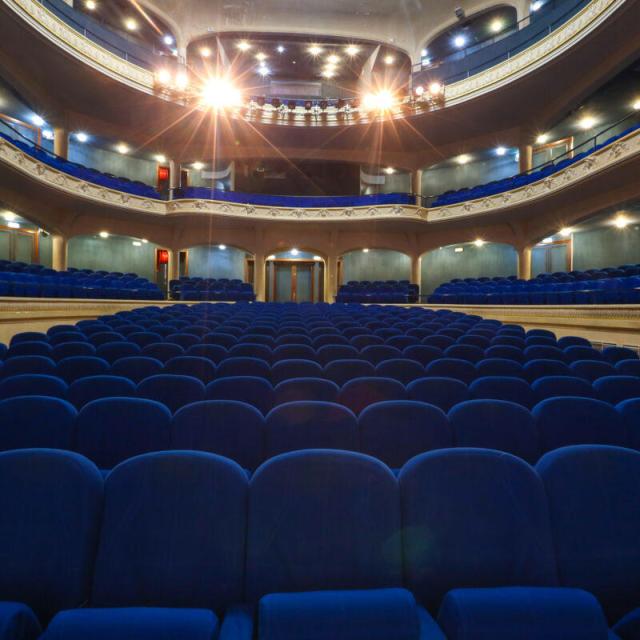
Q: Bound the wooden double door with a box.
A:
[266,260,324,302]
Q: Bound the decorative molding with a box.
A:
[2,128,639,224]
[427,127,640,222]
[2,0,155,92]
[445,0,625,104]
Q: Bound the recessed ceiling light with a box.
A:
[308,45,323,56]
[75,132,89,143]
[84,0,96,9]
[218,244,227,250]
[633,99,640,110]
[290,248,300,256]
[614,214,630,229]
[7,221,20,229]
[267,254,276,260]
[42,129,54,140]
[542,237,553,244]
[474,239,485,247]
[531,0,543,10]
[327,54,340,65]
[384,54,395,65]
[454,247,464,253]
[199,47,212,58]
[383,167,395,174]
[457,154,471,165]
[536,133,549,144]
[124,17,138,31]
[237,41,251,51]
[163,34,174,46]
[258,66,270,76]
[115,143,129,154]
[490,18,504,33]
[141,238,148,243]
[345,45,360,56]
[255,52,267,61]
[453,34,467,48]
[313,255,322,261]
[277,45,286,53]
[192,162,204,170]
[362,248,370,253]
[559,227,572,237]
[578,116,596,130]
[495,146,507,156]
[132,241,142,247]
[154,154,166,163]
[30,114,45,127]
[99,231,109,238]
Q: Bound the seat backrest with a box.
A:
[359,400,452,468]
[537,445,640,622]
[602,346,639,364]
[523,359,572,382]
[3,355,57,378]
[0,373,67,400]
[68,375,136,409]
[6,341,53,359]
[95,341,141,364]
[402,345,443,366]
[0,449,103,620]
[56,356,110,383]
[111,356,164,383]
[186,344,229,364]
[172,400,264,470]
[91,451,247,612]
[137,374,205,413]
[323,359,376,386]
[315,344,359,366]
[399,448,557,612]
[164,356,217,384]
[615,359,640,377]
[469,376,536,409]
[532,397,627,453]
[271,359,323,385]
[569,359,615,382]
[141,343,185,363]
[246,450,401,601]
[407,377,470,412]
[563,346,603,363]
[444,344,485,364]
[532,376,594,402]
[475,358,524,379]
[274,377,340,406]
[449,399,539,463]
[272,344,317,362]
[360,345,403,365]
[426,358,476,384]
[0,396,77,451]
[265,401,358,457]
[618,398,640,449]
[484,345,524,363]
[593,375,640,405]
[206,376,274,415]
[375,359,426,385]
[216,357,271,380]
[76,397,172,468]
[52,341,97,361]
[337,377,406,415]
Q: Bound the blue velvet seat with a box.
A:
[67,375,136,409]
[44,451,247,640]
[407,377,470,412]
[271,359,323,385]
[570,359,616,382]
[426,358,476,384]
[402,345,444,366]
[469,376,537,408]
[273,377,340,405]
[0,374,67,399]
[164,356,217,384]
[376,359,427,384]
[2,356,56,378]
[324,359,376,386]
[55,356,110,383]
[593,376,640,405]
[206,376,274,415]
[51,342,97,361]
[217,357,271,380]
[95,341,141,364]
[111,356,164,383]
[142,343,186,363]
[137,374,206,413]
[532,376,594,401]
[338,377,406,415]
[359,400,452,468]
[6,342,53,359]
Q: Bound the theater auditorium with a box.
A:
[0,0,639,637]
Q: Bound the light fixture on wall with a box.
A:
[237,41,251,52]
[141,238,149,243]
[453,34,467,48]
[454,247,464,253]
[115,143,129,154]
[75,132,89,143]
[2,211,17,221]
[163,35,174,46]
[383,167,395,175]
[362,248,370,253]
[474,239,485,247]
[559,227,573,237]
[346,45,360,56]
[536,133,549,144]
[84,0,97,9]
[290,248,300,256]
[633,99,640,111]
[132,241,142,247]
[577,116,596,130]
[456,154,471,165]
[614,214,630,229]
[99,231,109,238]
[200,47,212,58]
[218,244,227,250]
[30,114,45,127]
[495,146,507,156]
[124,17,138,31]
[192,162,204,170]
[7,221,20,229]
[490,18,504,33]
[154,154,167,163]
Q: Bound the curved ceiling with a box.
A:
[142,0,528,61]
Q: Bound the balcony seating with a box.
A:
[336,280,419,303]
[0,260,162,300]
[429,265,640,305]
[170,277,256,302]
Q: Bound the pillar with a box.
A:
[253,252,266,302]
[53,128,68,159]
[168,249,180,282]
[517,246,532,281]
[51,234,67,272]
[169,160,180,198]
[411,169,424,206]
[519,145,533,173]
[326,253,339,303]
[228,161,236,191]
[411,254,421,288]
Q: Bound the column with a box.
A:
[51,234,67,271]
[517,246,532,281]
[411,254,421,287]
[169,160,180,198]
[228,161,236,191]
[518,145,533,173]
[168,249,180,282]
[326,253,339,303]
[253,252,266,302]
[53,128,68,159]
[411,169,423,206]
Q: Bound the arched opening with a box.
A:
[340,248,411,285]
[180,243,254,282]
[0,209,51,266]
[421,241,517,295]
[265,249,325,302]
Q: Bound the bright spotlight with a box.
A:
[454,247,464,253]
[154,154,167,163]
[495,146,507,156]
[175,72,189,90]
[200,77,243,109]
[490,19,504,33]
[327,54,340,65]
[255,52,268,61]
[156,68,171,84]
[142,239,148,244]
[258,66,271,77]
[428,81,443,95]
[559,227,572,237]
[383,54,395,65]
[322,69,335,79]
[42,130,54,140]
[308,45,323,56]
[30,114,45,127]
[415,85,424,96]
[457,154,471,165]
[633,99,640,111]
[536,133,549,144]
[614,214,630,229]
[542,237,553,244]
[453,34,467,48]
[75,132,89,143]
[7,221,20,229]
[531,0,543,10]
[132,241,142,247]
[346,45,360,56]
[163,35,174,46]
[115,143,129,154]
[290,248,300,256]
[383,167,395,175]
[218,244,227,250]
[474,239,485,247]
[421,48,428,57]
[578,116,596,130]
[192,162,204,170]
[237,41,251,51]
[362,248,370,253]
[277,45,286,53]
[124,17,138,31]
[362,90,396,112]
[99,231,109,239]
[199,47,212,58]
[313,255,322,261]
[84,0,96,9]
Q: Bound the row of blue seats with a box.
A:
[0,261,140,278]
[2,444,640,639]
[431,121,640,206]
[336,283,420,304]
[1,391,639,469]
[1,352,638,396]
